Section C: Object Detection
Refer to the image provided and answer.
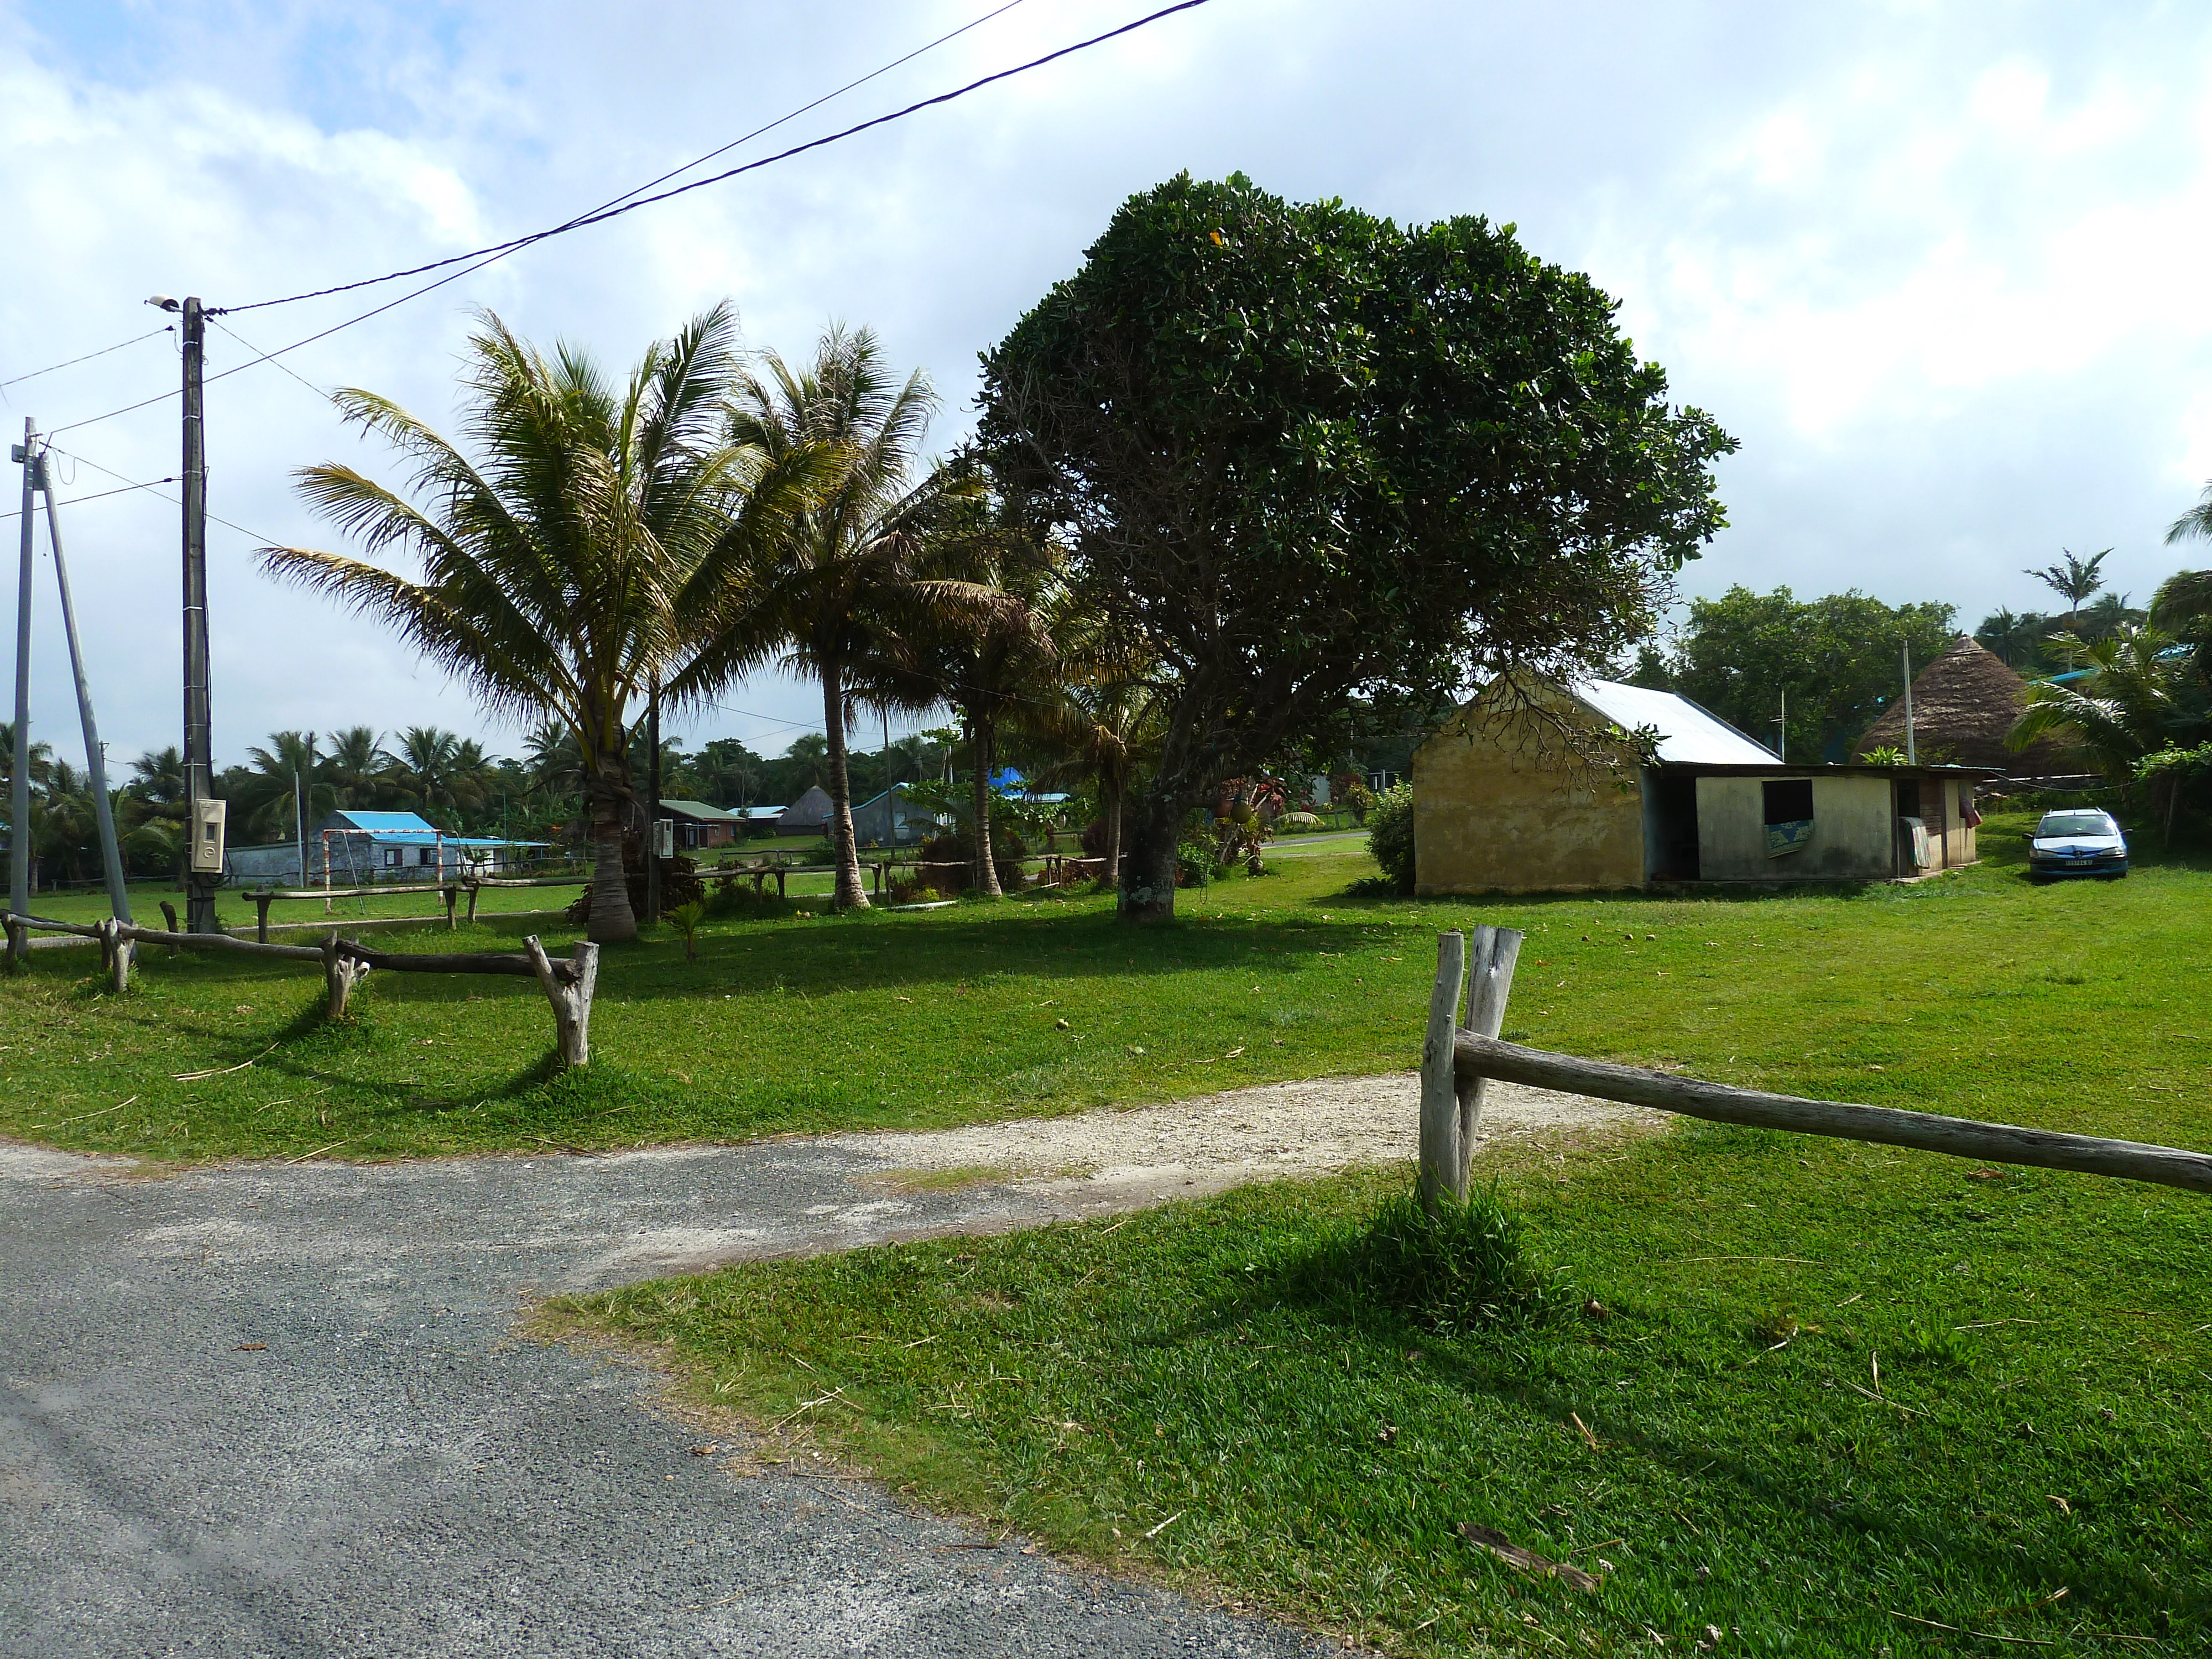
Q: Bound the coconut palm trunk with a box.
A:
[1099,773,1124,886]
[968,719,1001,898]
[820,655,870,910]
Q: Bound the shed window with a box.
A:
[1762,780,1814,825]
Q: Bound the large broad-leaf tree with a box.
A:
[263,303,813,942]
[1646,586,1959,761]
[978,173,1736,920]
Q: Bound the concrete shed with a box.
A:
[1413,676,1991,894]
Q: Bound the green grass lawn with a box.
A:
[1,816,2204,1166]
[541,815,2211,1656]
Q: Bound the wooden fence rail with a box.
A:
[3,911,599,1067]
[1419,930,2212,1205]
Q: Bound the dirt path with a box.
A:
[832,1071,1667,1212]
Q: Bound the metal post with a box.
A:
[644,671,661,926]
[9,418,33,932]
[1901,645,1917,766]
[1777,687,1786,764]
[36,450,132,921]
[181,298,217,933]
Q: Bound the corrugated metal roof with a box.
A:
[330,810,440,834]
[1569,679,1779,765]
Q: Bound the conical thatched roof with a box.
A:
[1854,635,2074,771]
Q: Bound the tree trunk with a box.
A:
[970,716,1002,899]
[585,758,637,944]
[1100,773,1124,887]
[822,656,870,910]
[1117,789,1181,922]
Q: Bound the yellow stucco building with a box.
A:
[1412,677,1985,894]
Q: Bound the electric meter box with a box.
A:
[651,818,675,860]
[189,797,228,873]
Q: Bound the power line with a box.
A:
[206,316,331,405]
[47,0,1214,437]
[0,475,181,523]
[40,442,280,546]
[222,0,1032,316]
[0,326,173,392]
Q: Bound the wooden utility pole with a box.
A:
[181,298,217,933]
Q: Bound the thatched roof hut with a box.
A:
[1854,635,2073,772]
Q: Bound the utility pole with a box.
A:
[1901,644,1917,766]
[180,297,218,933]
[644,672,661,926]
[1776,687,1787,764]
[9,417,34,935]
[37,449,132,921]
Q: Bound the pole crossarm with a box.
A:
[1453,1031,2212,1196]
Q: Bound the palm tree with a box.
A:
[2010,624,2199,782]
[320,727,389,809]
[127,745,184,804]
[262,304,811,942]
[389,727,463,813]
[243,730,327,844]
[2150,567,2212,684]
[679,327,988,909]
[2023,549,2110,658]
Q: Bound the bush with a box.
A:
[1366,782,1414,893]
[1276,1186,1570,1334]
[917,823,1028,895]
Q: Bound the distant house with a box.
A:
[778,786,834,834]
[295,810,540,885]
[1854,635,2075,774]
[1413,676,1992,893]
[849,784,943,847]
[656,799,743,851]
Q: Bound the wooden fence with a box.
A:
[1418,927,2211,1207]
[2,911,601,1067]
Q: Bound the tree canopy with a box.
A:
[1640,586,1958,761]
[978,171,1735,919]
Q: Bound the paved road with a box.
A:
[1,1140,1328,1658]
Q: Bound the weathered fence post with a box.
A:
[158,900,180,953]
[1454,925,1525,1195]
[465,881,481,925]
[254,891,274,943]
[1420,931,1468,1213]
[321,932,371,1019]
[93,917,134,993]
[441,885,459,931]
[5,913,25,971]
[524,935,599,1068]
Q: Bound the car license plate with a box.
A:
[2065,858,2089,868]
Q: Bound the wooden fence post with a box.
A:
[465,881,481,925]
[100,918,134,994]
[524,935,599,1068]
[441,885,458,931]
[1454,925,1525,1195]
[321,932,371,1019]
[6,914,25,971]
[1420,931,1468,1214]
[254,891,274,943]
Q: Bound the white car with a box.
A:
[2027,809,2129,882]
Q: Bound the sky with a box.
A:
[3,0,2210,776]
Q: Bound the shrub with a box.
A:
[1276,1186,1569,1334]
[917,824,1027,895]
[1366,782,1415,893]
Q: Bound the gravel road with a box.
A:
[1,1074,1652,1657]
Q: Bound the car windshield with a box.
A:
[2037,812,2113,837]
